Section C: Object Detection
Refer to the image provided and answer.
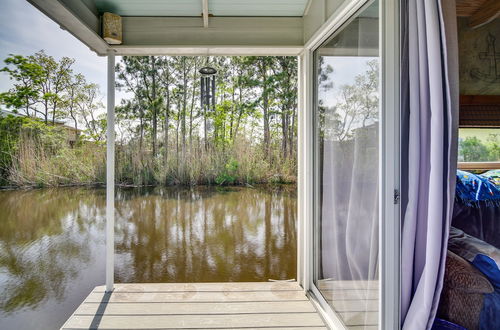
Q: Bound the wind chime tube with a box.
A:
[211,76,216,112]
[200,77,205,108]
[205,76,210,109]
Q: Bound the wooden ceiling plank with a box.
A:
[456,0,486,17]
[469,0,500,28]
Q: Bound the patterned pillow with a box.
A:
[455,170,500,207]
[482,169,500,187]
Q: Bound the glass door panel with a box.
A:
[313,1,380,329]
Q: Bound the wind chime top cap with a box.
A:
[199,66,217,75]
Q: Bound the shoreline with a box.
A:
[0,180,297,191]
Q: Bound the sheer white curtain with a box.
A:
[321,125,379,282]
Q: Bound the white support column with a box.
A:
[301,49,313,293]
[106,50,115,293]
[297,54,304,287]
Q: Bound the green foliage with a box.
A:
[487,133,500,160]
[1,51,102,138]
[0,55,44,113]
[1,53,299,187]
[460,136,489,161]
[215,158,239,185]
[459,134,500,162]
[0,115,27,184]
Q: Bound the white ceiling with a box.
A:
[94,0,310,17]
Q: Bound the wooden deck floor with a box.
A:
[61,282,327,330]
[317,280,379,330]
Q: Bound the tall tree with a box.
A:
[78,83,105,141]
[0,54,44,117]
[63,73,86,141]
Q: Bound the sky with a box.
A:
[0,0,116,116]
[0,0,375,123]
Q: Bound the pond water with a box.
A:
[0,185,297,330]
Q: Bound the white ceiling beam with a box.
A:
[110,45,304,56]
[202,0,209,28]
[26,0,109,56]
[303,0,313,16]
[120,16,303,48]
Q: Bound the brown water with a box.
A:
[0,185,296,330]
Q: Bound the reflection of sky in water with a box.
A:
[0,186,296,330]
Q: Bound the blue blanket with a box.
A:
[472,254,500,330]
[455,170,500,207]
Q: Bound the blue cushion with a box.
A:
[431,318,467,330]
[472,254,500,330]
[472,254,500,290]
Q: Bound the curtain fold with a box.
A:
[401,0,459,329]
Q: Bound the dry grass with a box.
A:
[5,133,295,188]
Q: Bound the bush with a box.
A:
[1,118,297,188]
[215,158,239,185]
[0,115,26,185]
[459,135,500,162]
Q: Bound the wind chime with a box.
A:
[199,65,217,149]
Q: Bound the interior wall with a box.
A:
[458,17,500,95]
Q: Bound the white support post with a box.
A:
[106,50,115,293]
[297,54,304,287]
[301,49,313,293]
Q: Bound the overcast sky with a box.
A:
[0,0,376,119]
[0,0,109,108]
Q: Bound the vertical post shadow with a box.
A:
[89,291,112,330]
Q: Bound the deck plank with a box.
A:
[84,290,308,303]
[93,282,301,292]
[61,282,328,330]
[74,301,317,315]
[317,280,379,290]
[329,299,378,312]
[340,311,378,326]
[320,289,379,301]
[63,313,325,329]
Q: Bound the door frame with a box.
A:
[297,0,401,328]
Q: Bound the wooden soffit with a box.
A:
[456,0,500,29]
[459,95,500,128]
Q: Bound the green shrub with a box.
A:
[215,158,239,185]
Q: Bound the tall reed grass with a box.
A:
[5,132,296,188]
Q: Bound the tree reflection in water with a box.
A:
[0,188,105,314]
[0,185,296,329]
[114,185,297,283]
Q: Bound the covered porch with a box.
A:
[25,0,401,329]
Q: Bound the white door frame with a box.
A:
[297,0,401,328]
[103,0,400,324]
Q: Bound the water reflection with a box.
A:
[0,189,104,312]
[114,186,297,283]
[0,185,296,329]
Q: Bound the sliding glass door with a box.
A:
[312,1,381,328]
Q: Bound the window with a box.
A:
[458,128,500,172]
[458,128,500,162]
[312,1,380,328]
